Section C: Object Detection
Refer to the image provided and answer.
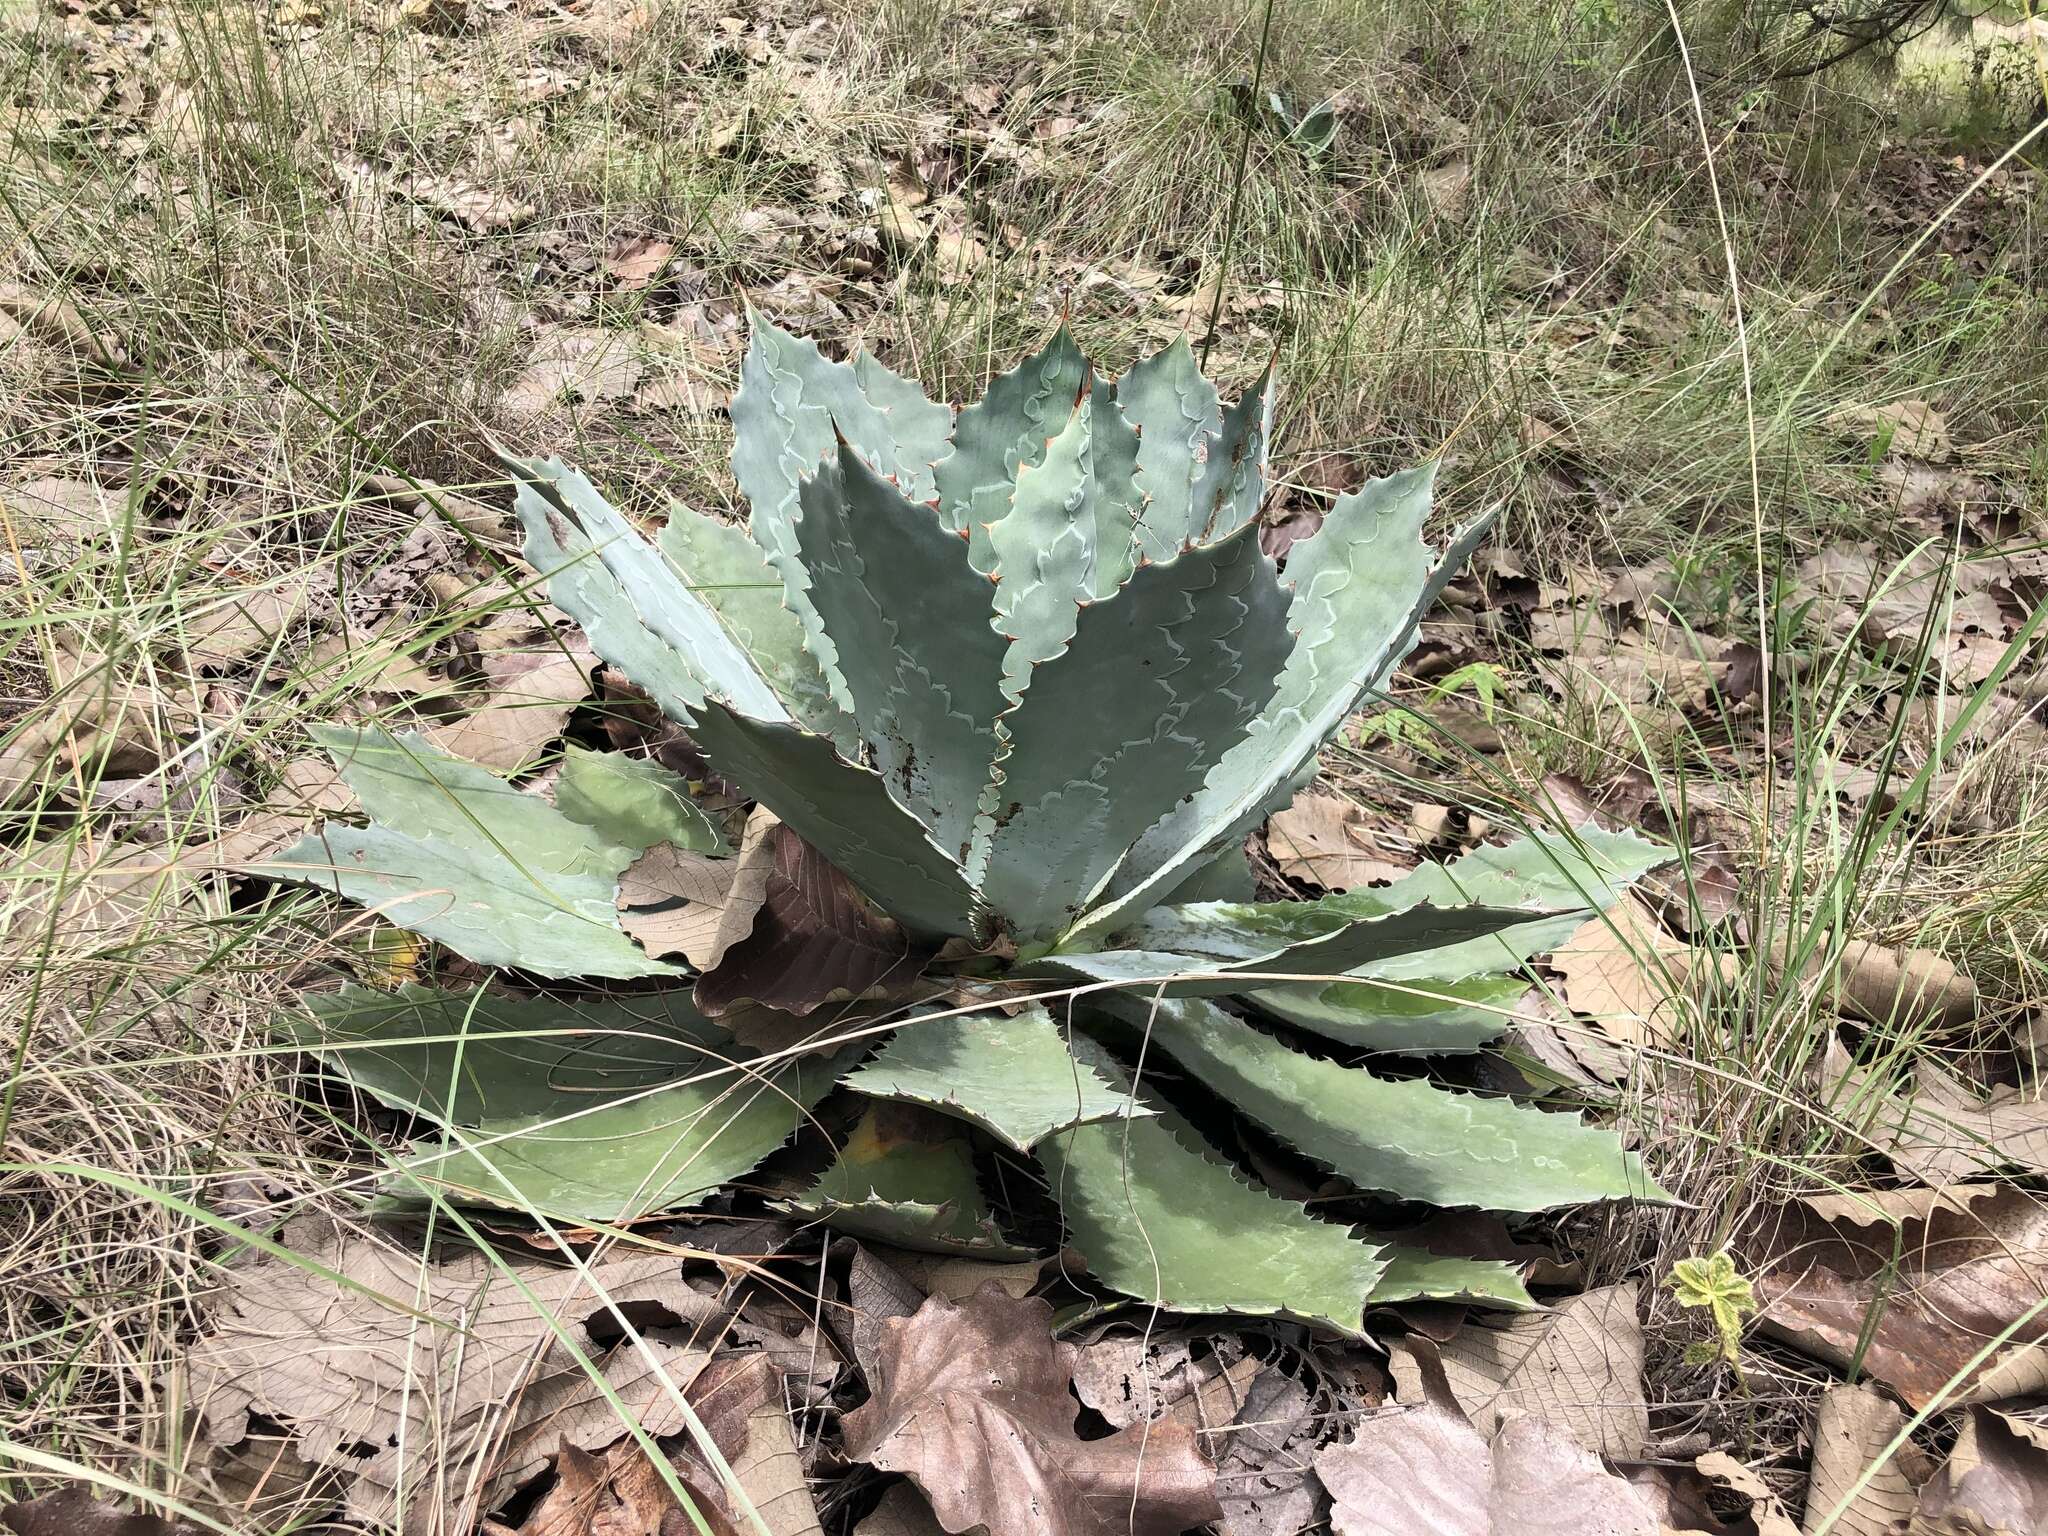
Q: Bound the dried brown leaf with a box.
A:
[1318,1340,1661,1536]
[184,1217,734,1533]
[693,823,919,1018]
[1550,898,1690,1052]
[0,1487,201,1536]
[684,1353,823,1536]
[840,1286,1221,1536]
[1749,1183,2048,1410]
[1910,1406,2048,1534]
[1385,1283,1649,1459]
[1803,1383,1930,1536]
[1265,793,1407,890]
[502,327,643,417]
[426,632,595,771]
[1838,398,1953,462]
[852,1484,948,1536]
[1829,1039,2048,1184]
[3,475,123,544]
[182,574,321,668]
[606,236,675,291]
[618,844,741,968]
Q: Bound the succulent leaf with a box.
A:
[509,456,727,725]
[1036,1043,1385,1334]
[985,397,1101,704]
[979,521,1293,939]
[936,324,1089,571]
[794,442,1008,856]
[1369,1247,1537,1308]
[1117,335,1223,563]
[1191,356,1275,542]
[266,728,678,980]
[294,984,856,1221]
[1096,994,1671,1211]
[780,1103,1031,1257]
[842,1003,1143,1152]
[1087,892,1576,982]
[555,744,728,857]
[659,506,854,745]
[505,455,980,939]
[685,705,980,939]
[1087,468,1486,936]
[506,455,786,721]
[732,317,953,690]
[1248,972,1533,1053]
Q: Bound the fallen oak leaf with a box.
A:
[425,632,597,773]
[1266,792,1407,890]
[1384,1282,1649,1460]
[840,1285,1221,1536]
[1802,1383,1931,1536]
[1746,1182,2048,1410]
[1911,1404,2048,1534]
[1318,1337,1662,1536]
[693,822,920,1019]
[1549,896,1691,1056]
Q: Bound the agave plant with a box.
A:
[273,315,1669,1332]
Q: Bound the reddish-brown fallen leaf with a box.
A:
[1748,1184,2048,1409]
[693,824,921,1018]
[840,1285,1221,1536]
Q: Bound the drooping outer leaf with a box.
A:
[554,744,728,856]
[1093,994,1670,1210]
[658,505,852,743]
[980,522,1292,941]
[1119,336,1222,563]
[264,727,678,980]
[794,443,1007,858]
[780,1101,1031,1257]
[731,315,952,694]
[935,324,1088,571]
[293,984,857,1221]
[840,1286,1223,1536]
[1035,1043,1386,1334]
[842,1002,1142,1151]
[1028,899,1563,997]
[1250,973,1532,1053]
[1087,467,1485,937]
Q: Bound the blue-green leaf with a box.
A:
[265,728,678,980]
[1097,994,1672,1211]
[293,984,854,1221]
[1118,337,1222,563]
[978,523,1292,940]
[794,444,1007,858]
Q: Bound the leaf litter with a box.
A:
[10,1,2048,1529]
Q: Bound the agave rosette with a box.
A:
[273,315,1670,1332]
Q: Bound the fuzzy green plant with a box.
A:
[272,315,1670,1331]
